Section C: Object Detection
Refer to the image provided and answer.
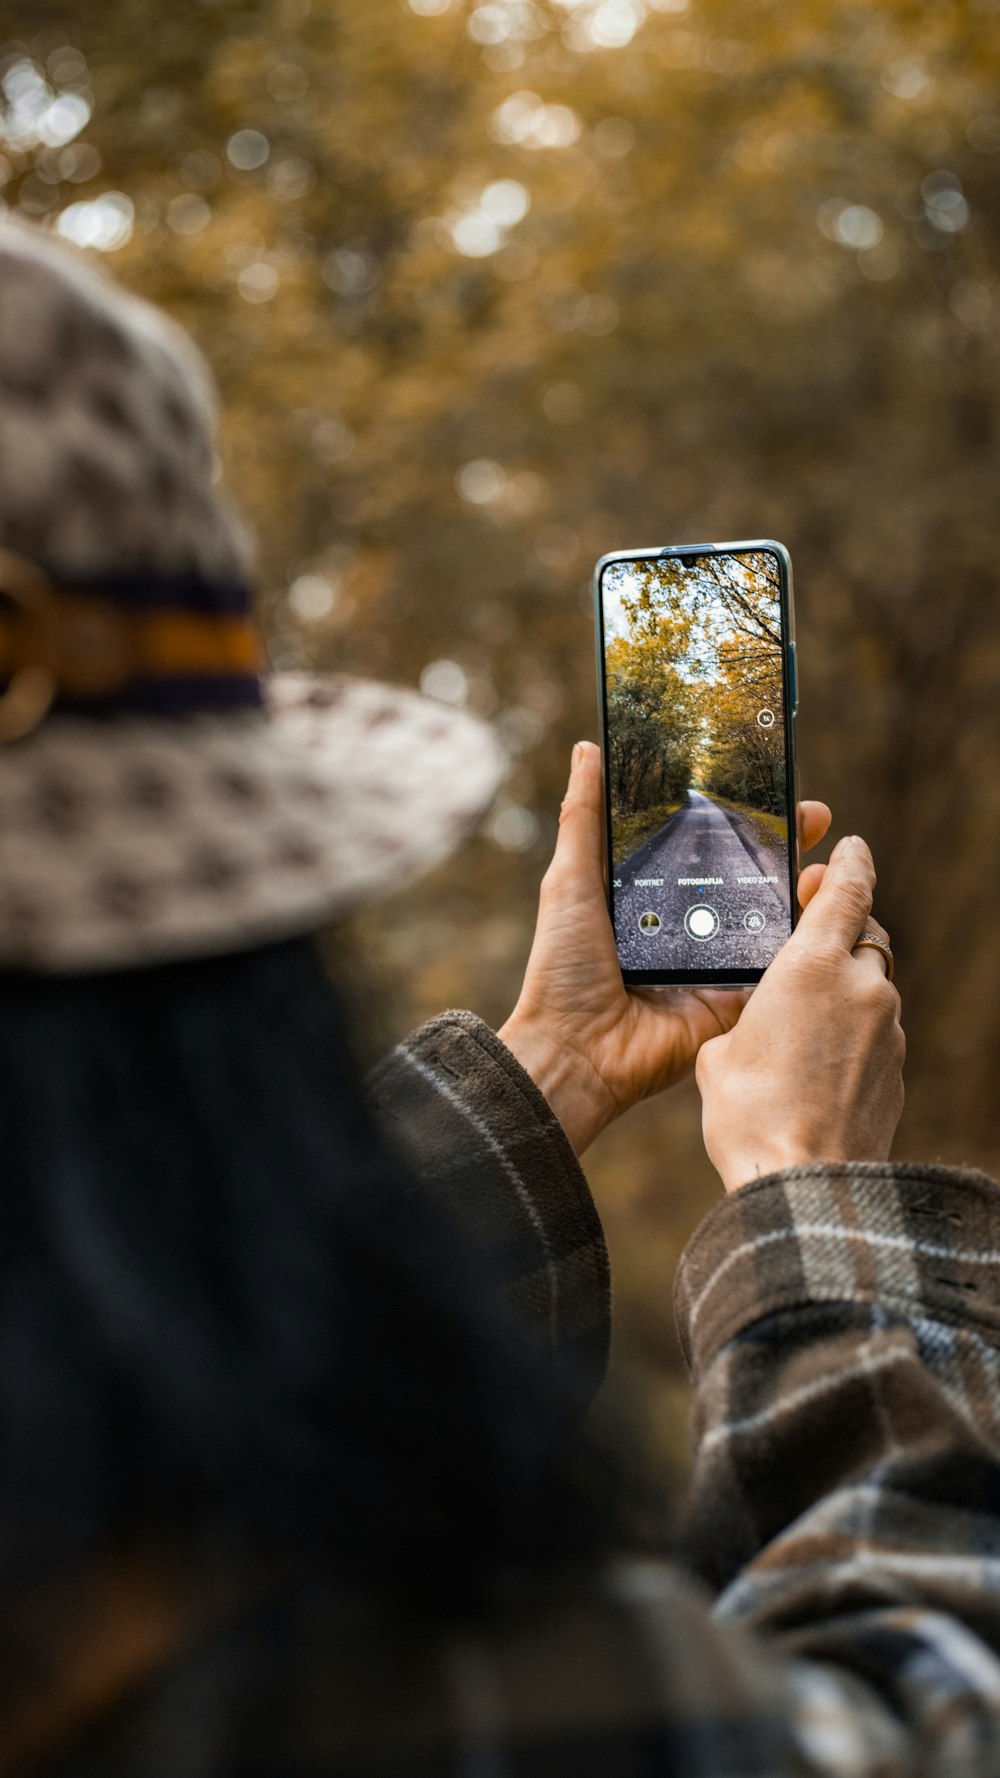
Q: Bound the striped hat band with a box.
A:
[0,549,264,740]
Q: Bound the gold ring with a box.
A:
[852,931,894,982]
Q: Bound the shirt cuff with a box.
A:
[673,1161,1000,1378]
[369,1010,611,1409]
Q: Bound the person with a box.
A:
[0,211,995,1778]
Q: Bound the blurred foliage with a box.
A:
[4,0,1000,1478]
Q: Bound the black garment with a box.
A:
[17,1013,1000,1778]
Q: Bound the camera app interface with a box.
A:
[601,549,791,973]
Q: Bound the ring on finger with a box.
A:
[852,929,894,982]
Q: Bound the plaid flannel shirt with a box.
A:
[30,1011,1000,1776]
[370,1013,1000,1777]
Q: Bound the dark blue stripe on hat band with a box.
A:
[0,674,265,719]
[32,565,254,618]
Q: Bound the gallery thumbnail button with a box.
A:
[684,904,720,942]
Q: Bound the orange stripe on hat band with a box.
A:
[0,553,267,740]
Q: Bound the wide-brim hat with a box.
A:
[0,221,506,972]
[0,651,504,973]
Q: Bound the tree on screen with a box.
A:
[605,615,698,815]
[698,633,785,814]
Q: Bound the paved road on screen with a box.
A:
[615,790,789,971]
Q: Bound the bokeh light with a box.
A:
[56,191,133,250]
[0,56,91,150]
[289,574,339,623]
[491,91,581,148]
[226,130,270,172]
[420,659,469,703]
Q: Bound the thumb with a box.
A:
[790,833,875,954]
[549,741,604,883]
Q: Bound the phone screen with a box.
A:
[596,544,796,984]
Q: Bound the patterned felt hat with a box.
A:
[0,217,505,972]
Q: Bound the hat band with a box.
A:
[0,552,265,741]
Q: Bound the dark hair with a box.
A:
[0,937,600,1615]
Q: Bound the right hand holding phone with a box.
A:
[697,834,905,1194]
[499,741,832,1155]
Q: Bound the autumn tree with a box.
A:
[605,618,698,817]
[687,552,783,654]
[698,632,785,813]
[687,551,786,812]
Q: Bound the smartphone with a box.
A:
[594,540,798,987]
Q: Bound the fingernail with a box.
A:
[832,833,862,858]
[571,741,584,772]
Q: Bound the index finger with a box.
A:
[787,834,875,954]
[553,741,603,875]
[798,800,832,855]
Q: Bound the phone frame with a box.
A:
[594,539,799,988]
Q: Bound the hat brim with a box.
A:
[0,673,507,972]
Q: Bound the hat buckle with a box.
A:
[0,550,59,743]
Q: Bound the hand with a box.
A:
[696,833,905,1194]
[499,741,832,1156]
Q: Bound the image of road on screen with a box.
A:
[602,549,791,972]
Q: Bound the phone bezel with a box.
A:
[594,539,799,988]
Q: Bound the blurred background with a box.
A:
[3,0,1000,1478]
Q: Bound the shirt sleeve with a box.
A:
[367,1009,610,1412]
[669,1159,1000,1774]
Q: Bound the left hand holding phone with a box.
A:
[499,741,832,1156]
[695,832,905,1193]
